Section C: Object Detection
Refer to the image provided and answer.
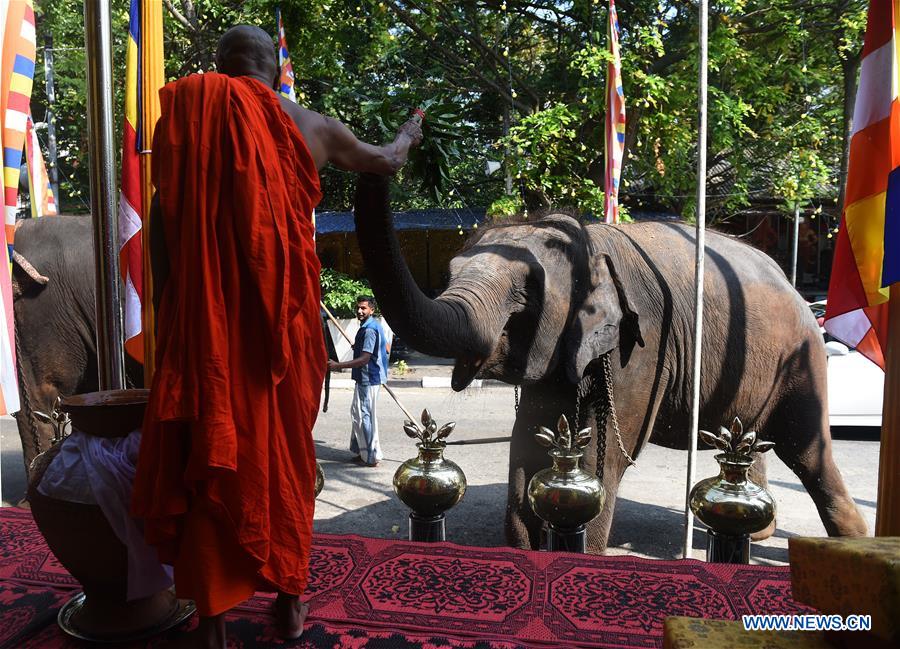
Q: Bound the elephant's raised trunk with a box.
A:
[353,175,500,388]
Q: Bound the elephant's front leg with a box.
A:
[584,434,630,553]
[505,380,577,550]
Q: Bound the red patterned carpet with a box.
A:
[0,508,811,648]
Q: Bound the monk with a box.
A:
[131,25,421,649]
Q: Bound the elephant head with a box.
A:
[353,175,643,390]
[10,216,142,476]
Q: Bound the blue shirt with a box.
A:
[352,317,388,385]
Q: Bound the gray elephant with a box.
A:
[353,174,867,551]
[12,215,142,474]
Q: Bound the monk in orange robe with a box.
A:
[132,26,421,648]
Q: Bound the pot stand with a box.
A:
[409,512,446,542]
[547,524,587,553]
[706,529,751,564]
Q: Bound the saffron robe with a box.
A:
[132,73,325,615]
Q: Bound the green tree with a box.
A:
[30,0,869,225]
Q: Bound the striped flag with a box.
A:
[24,113,57,218]
[824,0,899,368]
[119,0,143,362]
[277,8,296,103]
[276,9,316,236]
[604,0,626,224]
[0,0,37,415]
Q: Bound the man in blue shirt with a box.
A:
[327,296,389,466]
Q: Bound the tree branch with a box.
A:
[384,0,534,113]
[425,0,541,107]
[163,0,195,32]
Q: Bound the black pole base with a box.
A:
[547,525,587,553]
[409,513,446,542]
[706,529,750,564]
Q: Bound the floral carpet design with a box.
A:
[0,508,810,648]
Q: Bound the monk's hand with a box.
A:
[397,119,423,147]
[327,360,340,371]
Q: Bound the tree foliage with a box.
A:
[31,0,868,226]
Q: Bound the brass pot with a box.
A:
[393,444,467,518]
[528,448,605,531]
[689,452,776,536]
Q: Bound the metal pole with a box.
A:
[43,35,60,209]
[791,203,800,287]
[83,0,125,390]
[683,0,709,560]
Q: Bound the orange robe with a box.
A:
[132,73,325,616]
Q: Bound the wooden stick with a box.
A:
[320,301,418,425]
[876,283,900,535]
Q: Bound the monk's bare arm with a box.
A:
[323,117,422,176]
[149,193,169,320]
[277,96,421,174]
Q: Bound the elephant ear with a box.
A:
[565,253,643,383]
[11,251,49,300]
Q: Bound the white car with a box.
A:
[809,300,884,428]
[824,340,884,427]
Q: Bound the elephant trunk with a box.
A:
[353,175,499,372]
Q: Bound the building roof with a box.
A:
[315,207,678,234]
[316,208,487,234]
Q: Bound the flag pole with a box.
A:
[84,0,125,390]
[42,35,60,209]
[791,202,800,287]
[683,0,709,559]
[876,283,900,535]
[140,0,164,383]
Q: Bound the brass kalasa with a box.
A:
[690,417,776,563]
[527,414,605,544]
[393,410,466,539]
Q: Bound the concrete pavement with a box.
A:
[0,368,880,566]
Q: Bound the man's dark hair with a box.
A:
[215,25,278,86]
[357,295,377,309]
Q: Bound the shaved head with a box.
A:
[215,25,278,85]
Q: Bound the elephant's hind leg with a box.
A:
[748,453,776,540]
[770,380,867,537]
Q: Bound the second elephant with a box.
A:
[354,174,867,551]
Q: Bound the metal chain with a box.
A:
[603,353,636,466]
[590,362,609,482]
[514,384,520,415]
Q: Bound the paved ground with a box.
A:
[0,353,880,566]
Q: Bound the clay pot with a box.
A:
[59,389,150,438]
[28,389,191,641]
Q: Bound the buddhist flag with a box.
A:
[824,0,900,368]
[0,0,36,415]
[277,8,296,103]
[24,113,57,218]
[119,0,143,361]
[604,0,626,224]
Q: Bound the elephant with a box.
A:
[12,215,142,475]
[353,174,868,551]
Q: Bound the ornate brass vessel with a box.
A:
[690,417,776,562]
[527,415,604,548]
[393,410,466,541]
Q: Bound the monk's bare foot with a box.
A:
[273,593,308,640]
[163,614,226,649]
